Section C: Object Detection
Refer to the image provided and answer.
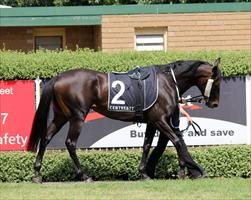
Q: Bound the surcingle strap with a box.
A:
[128,66,151,122]
[130,78,144,122]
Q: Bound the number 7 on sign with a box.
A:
[1,113,8,125]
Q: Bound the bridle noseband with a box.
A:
[204,78,214,100]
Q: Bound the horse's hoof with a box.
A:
[85,177,94,183]
[32,175,42,183]
[78,174,94,183]
[200,172,208,179]
[178,170,186,179]
[190,172,208,180]
[141,173,152,180]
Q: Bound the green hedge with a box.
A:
[0,49,250,80]
[0,145,250,182]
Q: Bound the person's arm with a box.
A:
[180,106,193,125]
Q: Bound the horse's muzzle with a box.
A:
[206,101,219,108]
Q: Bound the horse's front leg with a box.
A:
[175,129,206,179]
[145,130,186,179]
[155,116,188,179]
[156,117,205,179]
[138,125,156,180]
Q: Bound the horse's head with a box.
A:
[196,58,221,108]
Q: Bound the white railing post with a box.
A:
[35,77,42,110]
[246,76,251,145]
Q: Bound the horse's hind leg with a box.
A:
[138,125,156,180]
[33,112,67,183]
[65,115,92,182]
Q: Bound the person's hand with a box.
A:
[186,115,193,125]
[180,106,193,125]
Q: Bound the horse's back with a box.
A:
[56,68,102,80]
[53,68,106,88]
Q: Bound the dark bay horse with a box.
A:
[28,59,221,183]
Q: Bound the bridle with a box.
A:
[184,77,214,103]
[170,67,215,104]
[169,59,220,136]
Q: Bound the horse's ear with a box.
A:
[212,58,220,79]
[213,58,221,67]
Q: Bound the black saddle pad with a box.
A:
[108,66,158,112]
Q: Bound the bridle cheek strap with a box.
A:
[170,68,182,103]
[204,78,214,98]
[170,68,214,103]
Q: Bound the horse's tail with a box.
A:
[27,78,56,152]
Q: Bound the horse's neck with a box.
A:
[178,80,193,95]
[176,72,196,95]
[171,61,206,95]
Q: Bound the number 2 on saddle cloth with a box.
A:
[108,66,158,122]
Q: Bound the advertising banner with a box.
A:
[47,77,250,149]
[0,81,35,150]
[1,77,249,151]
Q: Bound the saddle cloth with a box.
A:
[108,66,158,112]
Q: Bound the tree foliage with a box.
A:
[0,0,249,7]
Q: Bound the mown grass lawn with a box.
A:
[0,178,250,200]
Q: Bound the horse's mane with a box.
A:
[157,60,210,74]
